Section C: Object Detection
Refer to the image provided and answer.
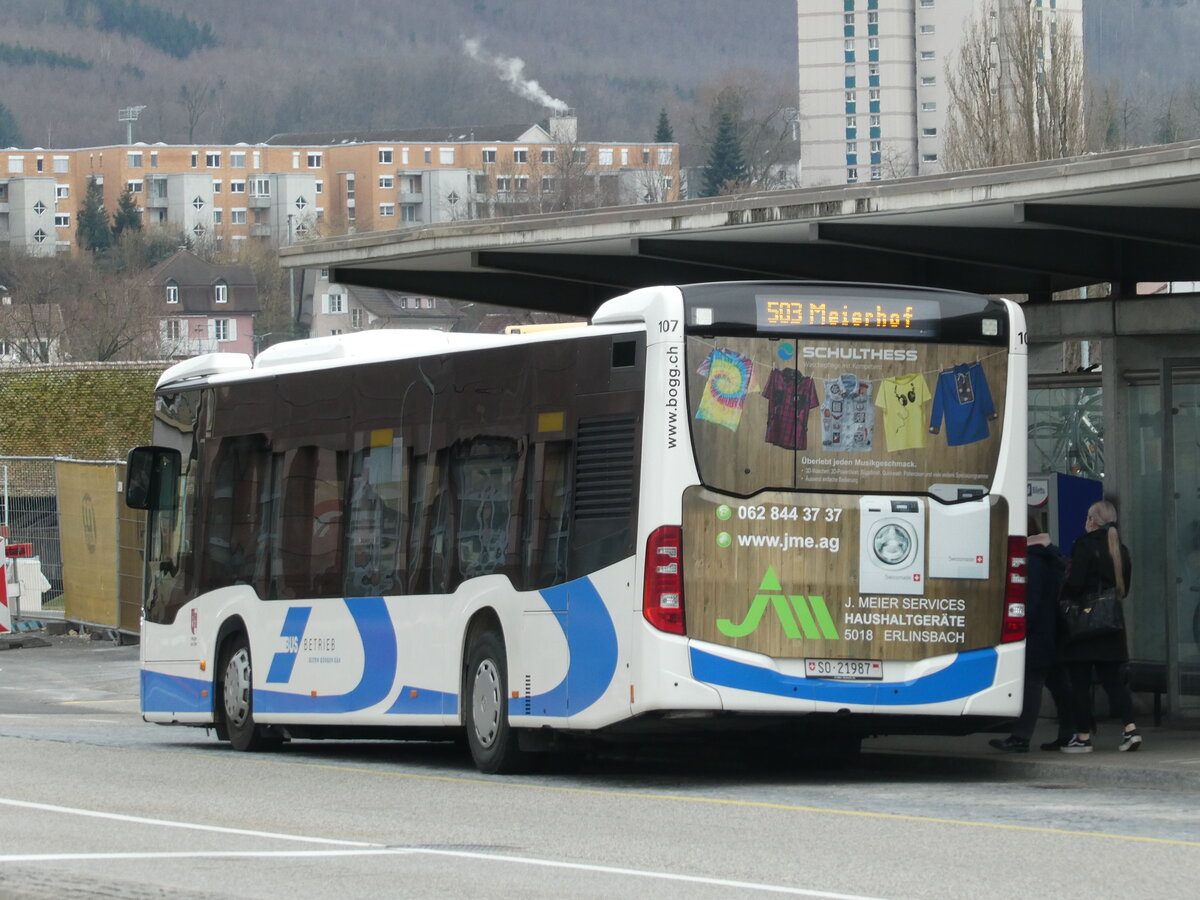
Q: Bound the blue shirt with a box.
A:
[929,362,995,447]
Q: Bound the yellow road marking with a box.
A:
[232,752,1200,849]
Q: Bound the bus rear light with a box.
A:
[1002,535,1027,643]
[644,525,685,635]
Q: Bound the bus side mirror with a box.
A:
[126,446,181,511]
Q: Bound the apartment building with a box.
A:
[0,112,679,257]
[797,0,1083,186]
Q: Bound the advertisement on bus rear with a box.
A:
[682,336,1010,663]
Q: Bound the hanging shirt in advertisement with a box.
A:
[875,372,933,452]
[929,362,996,446]
[762,367,820,450]
[695,348,756,432]
[820,373,874,452]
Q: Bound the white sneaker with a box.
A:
[1118,730,1143,752]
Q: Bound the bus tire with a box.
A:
[464,629,528,774]
[219,633,278,752]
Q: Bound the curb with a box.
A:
[0,634,52,651]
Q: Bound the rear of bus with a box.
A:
[612,282,1027,738]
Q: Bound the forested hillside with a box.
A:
[0,0,797,148]
[0,0,1197,153]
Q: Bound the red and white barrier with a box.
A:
[0,537,9,633]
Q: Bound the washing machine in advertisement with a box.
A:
[927,484,991,580]
[858,496,925,595]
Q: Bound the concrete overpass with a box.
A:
[281,140,1200,717]
[281,139,1200,314]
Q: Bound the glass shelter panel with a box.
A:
[1028,385,1103,479]
[1165,371,1200,716]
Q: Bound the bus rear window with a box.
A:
[685,335,1007,497]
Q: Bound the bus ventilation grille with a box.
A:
[573,416,637,520]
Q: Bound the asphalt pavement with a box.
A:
[864,723,1200,792]
[5,622,1200,791]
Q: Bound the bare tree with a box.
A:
[476,136,618,219]
[178,79,225,143]
[0,250,83,363]
[880,145,918,180]
[944,0,1085,170]
[684,74,801,192]
[68,267,159,361]
[1087,82,1143,152]
[633,164,676,204]
[227,240,294,341]
[1039,4,1086,160]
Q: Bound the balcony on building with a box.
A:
[145,178,169,208]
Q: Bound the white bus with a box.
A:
[126,281,1027,773]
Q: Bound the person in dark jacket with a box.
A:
[1059,500,1141,753]
[989,516,1073,752]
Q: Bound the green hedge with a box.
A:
[0,364,167,460]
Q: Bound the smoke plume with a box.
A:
[462,37,569,112]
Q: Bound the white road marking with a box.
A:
[0,796,891,899]
[0,797,376,847]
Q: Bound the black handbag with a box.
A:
[1061,586,1125,643]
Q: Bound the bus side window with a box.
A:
[344,434,407,597]
[202,434,269,592]
[522,440,572,589]
[275,446,345,599]
[408,451,448,595]
[453,437,521,585]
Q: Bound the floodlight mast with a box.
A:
[118,105,147,144]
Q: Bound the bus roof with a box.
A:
[155,323,640,392]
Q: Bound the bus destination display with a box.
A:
[756,295,942,335]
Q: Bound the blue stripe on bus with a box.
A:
[256,596,397,714]
[149,579,618,721]
[266,606,312,684]
[509,576,619,718]
[141,669,211,714]
[689,646,998,705]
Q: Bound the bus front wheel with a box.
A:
[464,629,528,774]
[220,634,278,752]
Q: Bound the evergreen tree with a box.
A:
[76,179,113,253]
[701,111,749,197]
[112,187,142,239]
[0,100,22,147]
[654,107,674,143]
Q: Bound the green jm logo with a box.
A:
[716,567,840,640]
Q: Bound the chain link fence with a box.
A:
[1,457,62,604]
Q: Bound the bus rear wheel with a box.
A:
[464,629,529,774]
[220,634,279,752]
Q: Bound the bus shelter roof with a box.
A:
[279,140,1200,316]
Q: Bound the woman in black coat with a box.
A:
[1059,500,1141,753]
[988,517,1072,752]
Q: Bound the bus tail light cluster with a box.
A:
[1002,535,1027,643]
[643,525,685,635]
